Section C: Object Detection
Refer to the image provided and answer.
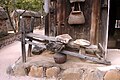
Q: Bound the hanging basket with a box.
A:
[68,3,85,25]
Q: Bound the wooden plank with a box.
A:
[57,0,63,35]
[27,37,48,43]
[90,0,100,44]
[61,50,111,65]
[26,33,56,41]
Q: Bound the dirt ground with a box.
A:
[0,28,120,80]
[0,41,41,80]
[0,29,47,80]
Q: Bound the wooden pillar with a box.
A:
[49,0,57,36]
[45,14,49,36]
[90,0,101,44]
[21,16,26,63]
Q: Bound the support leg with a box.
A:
[21,16,26,63]
[28,17,35,57]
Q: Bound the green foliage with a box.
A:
[0,0,14,10]
[15,0,43,11]
[0,0,43,11]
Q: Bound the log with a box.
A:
[61,50,111,65]
[26,33,56,41]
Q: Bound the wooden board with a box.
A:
[26,33,56,41]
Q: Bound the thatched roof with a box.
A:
[0,7,8,20]
[70,0,85,3]
[11,9,41,18]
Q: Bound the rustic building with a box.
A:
[44,0,120,51]
[0,7,8,38]
[45,0,104,45]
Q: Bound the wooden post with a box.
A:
[49,0,57,36]
[45,14,49,36]
[21,16,26,63]
[90,0,100,44]
[27,17,35,57]
[57,0,63,35]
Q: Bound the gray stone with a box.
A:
[62,68,104,80]
[104,69,120,80]
[55,34,72,44]
[74,39,91,47]
[82,68,104,80]
[62,68,84,80]
[46,67,61,78]
[28,65,37,77]
[32,46,45,55]
[6,65,14,75]
[13,65,26,76]
[28,66,44,78]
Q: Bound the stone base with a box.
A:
[7,50,120,80]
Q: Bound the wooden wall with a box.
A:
[58,0,93,40]
[45,0,102,42]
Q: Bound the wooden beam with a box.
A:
[90,0,100,44]
[61,50,111,65]
[57,0,63,35]
[26,41,46,49]
[26,33,56,41]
